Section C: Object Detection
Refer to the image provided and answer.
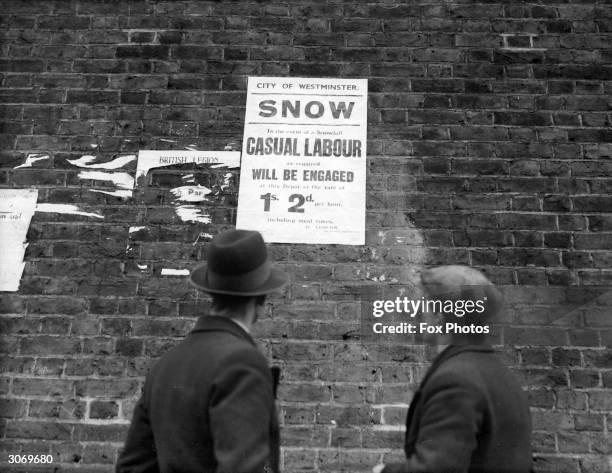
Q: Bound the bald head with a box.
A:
[420,265,504,322]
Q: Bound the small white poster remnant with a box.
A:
[35,203,104,219]
[0,189,38,291]
[67,154,136,170]
[14,153,51,169]
[236,76,368,244]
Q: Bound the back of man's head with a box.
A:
[420,265,504,344]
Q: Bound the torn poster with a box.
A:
[68,155,137,198]
[136,150,241,184]
[0,189,38,291]
[235,76,368,244]
[134,150,240,225]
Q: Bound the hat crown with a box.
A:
[207,230,267,275]
[189,229,288,296]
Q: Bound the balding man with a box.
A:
[373,265,532,473]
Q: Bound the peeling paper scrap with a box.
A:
[129,226,147,234]
[35,203,104,219]
[221,172,234,191]
[193,232,213,245]
[169,185,212,202]
[224,142,240,151]
[0,262,26,291]
[160,268,190,276]
[90,189,133,198]
[14,153,51,169]
[136,150,241,180]
[77,170,134,190]
[67,154,136,170]
[0,189,38,291]
[174,205,212,224]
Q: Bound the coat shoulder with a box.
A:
[426,350,506,393]
[151,328,270,383]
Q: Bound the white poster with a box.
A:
[0,189,38,292]
[236,76,368,244]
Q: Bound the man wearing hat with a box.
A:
[373,265,532,473]
[117,229,287,473]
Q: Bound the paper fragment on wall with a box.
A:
[0,189,39,291]
[221,172,234,191]
[136,150,241,181]
[67,154,136,170]
[35,204,104,219]
[160,268,190,276]
[169,185,212,202]
[174,205,212,224]
[77,170,134,191]
[14,153,51,169]
[69,155,136,198]
[90,189,133,198]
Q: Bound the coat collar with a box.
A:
[190,315,256,346]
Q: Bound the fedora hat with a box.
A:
[420,265,504,320]
[190,229,288,296]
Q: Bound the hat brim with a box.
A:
[189,263,288,296]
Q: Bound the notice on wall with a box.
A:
[236,76,368,244]
[135,149,242,226]
[0,189,38,291]
[136,150,241,183]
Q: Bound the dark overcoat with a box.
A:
[383,344,532,473]
[116,316,280,473]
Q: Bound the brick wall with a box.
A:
[1,1,611,472]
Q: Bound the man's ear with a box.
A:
[255,295,267,306]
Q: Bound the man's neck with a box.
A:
[208,307,254,334]
[228,317,250,334]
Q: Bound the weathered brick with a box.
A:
[6,420,72,440]
[12,378,74,397]
[0,2,610,469]
[89,400,120,419]
[574,413,605,431]
[20,336,81,355]
[75,379,139,398]
[28,399,85,420]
